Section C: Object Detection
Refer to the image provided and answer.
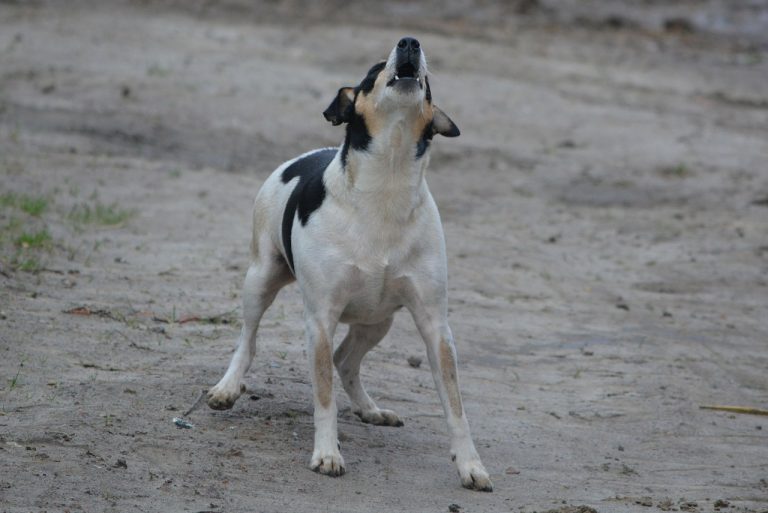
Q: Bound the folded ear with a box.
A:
[432,105,460,137]
[323,87,355,126]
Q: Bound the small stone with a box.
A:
[635,497,653,507]
[407,356,422,368]
[448,504,461,513]
[114,458,127,469]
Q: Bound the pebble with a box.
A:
[407,356,422,368]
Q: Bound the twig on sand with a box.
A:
[183,389,209,417]
[699,405,768,416]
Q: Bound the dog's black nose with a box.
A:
[397,37,420,53]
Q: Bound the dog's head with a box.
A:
[323,37,459,164]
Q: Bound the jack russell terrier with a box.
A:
[206,37,492,491]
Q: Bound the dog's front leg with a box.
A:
[304,311,345,476]
[409,302,493,491]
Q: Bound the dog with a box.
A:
[206,37,492,491]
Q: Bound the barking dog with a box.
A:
[207,37,492,491]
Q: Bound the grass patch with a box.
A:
[6,357,26,391]
[4,228,51,272]
[0,193,53,272]
[68,200,134,226]
[15,257,42,272]
[19,196,48,216]
[0,192,16,209]
[0,192,48,216]
[15,228,51,248]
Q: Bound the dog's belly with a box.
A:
[337,267,407,325]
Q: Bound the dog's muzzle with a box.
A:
[387,37,423,90]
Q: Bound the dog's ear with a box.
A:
[432,106,460,138]
[323,87,355,126]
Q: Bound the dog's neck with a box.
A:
[328,111,431,220]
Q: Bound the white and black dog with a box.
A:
[207,37,492,491]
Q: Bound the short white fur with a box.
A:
[206,39,492,491]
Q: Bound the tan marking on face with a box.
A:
[354,74,434,146]
[354,90,383,137]
[315,335,333,408]
[439,338,463,417]
[411,104,434,142]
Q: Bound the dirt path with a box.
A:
[1,2,767,512]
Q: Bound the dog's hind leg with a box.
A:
[333,318,403,427]
[207,237,293,410]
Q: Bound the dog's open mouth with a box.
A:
[387,61,421,89]
[395,62,417,81]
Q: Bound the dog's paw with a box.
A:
[457,459,493,492]
[310,448,346,477]
[206,383,246,410]
[355,408,404,427]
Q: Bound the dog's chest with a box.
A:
[338,261,409,324]
[327,211,425,324]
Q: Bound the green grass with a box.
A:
[0,194,52,272]
[14,257,41,272]
[15,228,51,248]
[68,200,134,226]
[0,193,16,208]
[0,190,134,274]
[7,358,26,391]
[6,229,51,272]
[19,196,48,216]
[0,193,49,215]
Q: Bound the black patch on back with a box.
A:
[416,120,434,159]
[280,148,336,273]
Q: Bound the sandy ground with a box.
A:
[1,1,767,512]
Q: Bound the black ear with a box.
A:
[323,87,355,126]
[432,105,460,137]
